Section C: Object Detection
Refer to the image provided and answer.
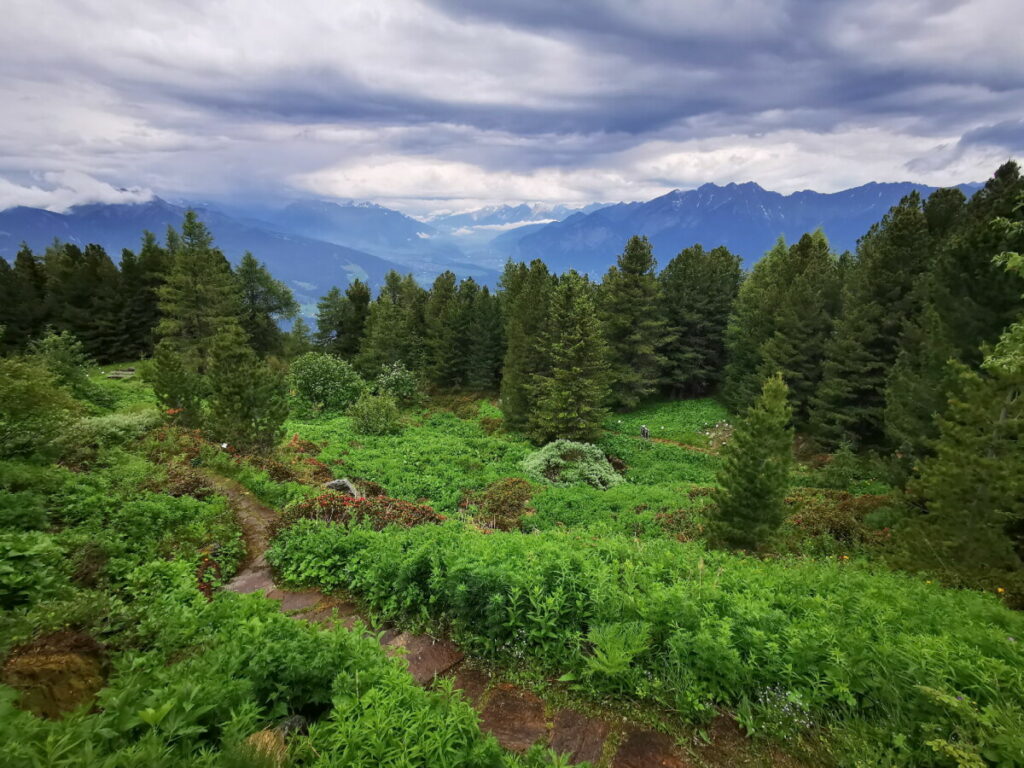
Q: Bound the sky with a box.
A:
[0,0,1021,216]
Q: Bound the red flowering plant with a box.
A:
[277,491,445,532]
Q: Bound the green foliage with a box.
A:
[315,279,371,358]
[471,477,533,531]
[712,374,793,549]
[349,393,402,436]
[270,519,1024,767]
[599,235,666,410]
[659,244,742,396]
[528,270,610,444]
[500,260,553,431]
[0,530,65,609]
[205,329,289,454]
[289,351,367,414]
[0,490,49,531]
[374,361,420,403]
[151,341,203,427]
[55,410,162,465]
[0,357,77,459]
[235,252,298,356]
[521,440,623,489]
[28,330,112,407]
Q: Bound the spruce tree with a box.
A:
[659,244,741,396]
[205,326,289,454]
[340,279,371,358]
[712,373,794,550]
[756,232,840,426]
[284,317,314,359]
[155,211,242,380]
[599,235,666,410]
[812,193,931,447]
[236,252,298,357]
[424,271,461,387]
[0,258,17,353]
[884,163,1024,458]
[120,231,169,359]
[10,243,48,345]
[356,272,426,376]
[722,238,788,411]
[314,286,347,355]
[466,286,504,391]
[500,260,553,431]
[528,271,610,444]
[151,340,203,427]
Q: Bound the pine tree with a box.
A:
[500,260,553,431]
[658,244,741,396]
[10,243,48,346]
[812,193,931,447]
[340,279,371,358]
[756,232,840,426]
[236,252,298,357]
[424,271,461,387]
[466,286,504,391]
[884,163,1024,458]
[599,236,666,410]
[0,258,18,353]
[151,340,203,427]
[205,326,289,454]
[356,272,426,376]
[712,373,794,549]
[283,317,314,359]
[528,271,610,444]
[314,287,347,355]
[722,238,788,411]
[120,231,169,359]
[156,211,242,381]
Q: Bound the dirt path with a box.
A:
[210,473,762,767]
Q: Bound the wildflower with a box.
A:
[997,587,1005,594]
[925,580,932,584]
[841,555,849,560]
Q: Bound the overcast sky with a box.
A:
[1,0,1021,215]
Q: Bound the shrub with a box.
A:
[279,491,443,531]
[0,490,49,531]
[28,330,114,408]
[55,410,162,464]
[521,439,623,489]
[289,352,365,414]
[470,478,533,531]
[0,358,78,459]
[349,393,402,436]
[374,361,420,403]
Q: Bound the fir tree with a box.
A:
[151,340,203,427]
[0,258,17,353]
[528,271,610,444]
[812,193,931,447]
[155,211,242,381]
[884,163,1024,458]
[712,373,794,550]
[314,286,347,355]
[599,235,666,410]
[722,238,788,411]
[500,260,553,431]
[236,252,298,357]
[756,232,840,426]
[315,280,371,358]
[658,244,741,396]
[423,271,461,387]
[283,317,314,359]
[466,286,504,391]
[356,272,426,376]
[119,231,169,359]
[10,243,48,345]
[205,326,289,454]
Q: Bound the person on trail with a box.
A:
[640,424,650,440]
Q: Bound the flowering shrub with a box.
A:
[279,491,443,531]
[521,439,623,489]
[373,362,420,403]
[349,393,401,436]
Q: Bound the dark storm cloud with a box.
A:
[0,0,1019,213]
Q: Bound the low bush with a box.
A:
[469,477,533,531]
[0,530,66,610]
[55,410,162,464]
[0,357,78,459]
[279,491,444,531]
[270,520,1024,767]
[521,440,623,489]
[349,392,402,436]
[289,351,366,414]
[374,361,420,403]
[0,490,49,531]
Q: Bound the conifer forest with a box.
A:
[2,158,1023,767]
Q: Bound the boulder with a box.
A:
[323,478,360,496]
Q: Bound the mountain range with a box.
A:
[0,180,982,305]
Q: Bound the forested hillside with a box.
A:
[2,161,1024,767]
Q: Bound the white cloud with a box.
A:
[0,172,153,212]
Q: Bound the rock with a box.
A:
[479,684,548,753]
[384,633,464,685]
[448,664,491,706]
[274,714,308,735]
[550,709,610,765]
[612,729,691,768]
[323,478,360,496]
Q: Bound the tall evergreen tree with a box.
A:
[314,287,347,355]
[424,271,461,387]
[712,373,794,550]
[599,236,666,410]
[235,252,298,357]
[528,271,610,444]
[120,231,169,359]
[812,193,932,447]
[316,280,371,359]
[723,238,788,412]
[10,243,48,345]
[500,260,553,431]
[466,286,504,391]
[205,326,289,454]
[283,317,314,359]
[884,162,1024,458]
[0,258,18,353]
[155,211,242,379]
[356,272,426,376]
[658,243,741,396]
